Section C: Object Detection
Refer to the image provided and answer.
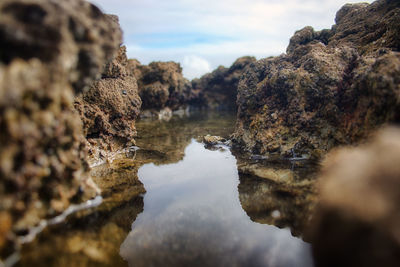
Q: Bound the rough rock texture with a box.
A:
[0,0,120,256]
[233,0,400,159]
[309,127,400,267]
[75,45,142,166]
[192,56,256,110]
[128,60,193,112]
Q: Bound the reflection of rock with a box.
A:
[135,112,236,165]
[192,56,256,110]
[233,0,400,159]
[129,60,193,112]
[20,157,145,266]
[75,44,142,166]
[237,158,317,238]
[309,127,400,267]
[0,0,120,253]
[90,158,146,204]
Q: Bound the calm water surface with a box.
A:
[19,111,316,267]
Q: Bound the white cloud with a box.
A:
[182,55,212,79]
[91,0,374,79]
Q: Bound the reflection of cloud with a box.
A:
[91,0,374,78]
[120,141,313,267]
[182,55,211,79]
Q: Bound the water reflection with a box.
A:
[18,112,317,266]
[235,156,318,239]
[120,141,313,267]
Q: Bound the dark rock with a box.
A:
[191,56,256,110]
[128,60,193,112]
[0,0,120,255]
[309,127,400,267]
[233,0,400,159]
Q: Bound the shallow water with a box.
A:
[18,111,317,267]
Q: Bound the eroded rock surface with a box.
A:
[75,45,142,166]
[192,56,256,110]
[233,0,400,159]
[129,60,193,113]
[0,0,120,255]
[309,127,400,267]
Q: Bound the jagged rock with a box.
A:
[0,0,120,255]
[191,56,256,110]
[233,0,400,159]
[128,60,193,112]
[75,45,142,166]
[309,127,400,267]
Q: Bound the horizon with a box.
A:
[91,0,374,80]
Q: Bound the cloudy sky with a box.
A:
[90,0,373,79]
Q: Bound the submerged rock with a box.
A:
[75,45,142,166]
[233,0,400,159]
[129,60,193,113]
[192,56,256,110]
[310,127,400,267]
[0,0,120,256]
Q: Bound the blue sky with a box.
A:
[91,0,373,79]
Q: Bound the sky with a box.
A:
[90,0,373,79]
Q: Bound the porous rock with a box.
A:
[75,45,142,166]
[233,0,400,159]
[0,0,120,254]
[128,60,193,111]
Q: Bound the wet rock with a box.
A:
[75,44,142,166]
[191,56,256,110]
[233,0,400,159]
[309,127,400,267]
[128,60,193,112]
[203,135,226,146]
[0,0,120,256]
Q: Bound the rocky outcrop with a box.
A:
[75,45,142,166]
[233,0,400,159]
[309,127,400,267]
[192,56,256,110]
[0,0,120,256]
[129,60,193,114]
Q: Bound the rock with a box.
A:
[75,45,142,166]
[233,0,400,160]
[309,127,400,267]
[191,56,256,110]
[128,60,193,112]
[0,0,120,255]
[203,135,226,146]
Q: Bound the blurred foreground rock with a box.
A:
[0,0,120,256]
[233,0,400,159]
[310,127,400,267]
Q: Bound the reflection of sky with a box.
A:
[120,140,313,267]
[91,0,373,79]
